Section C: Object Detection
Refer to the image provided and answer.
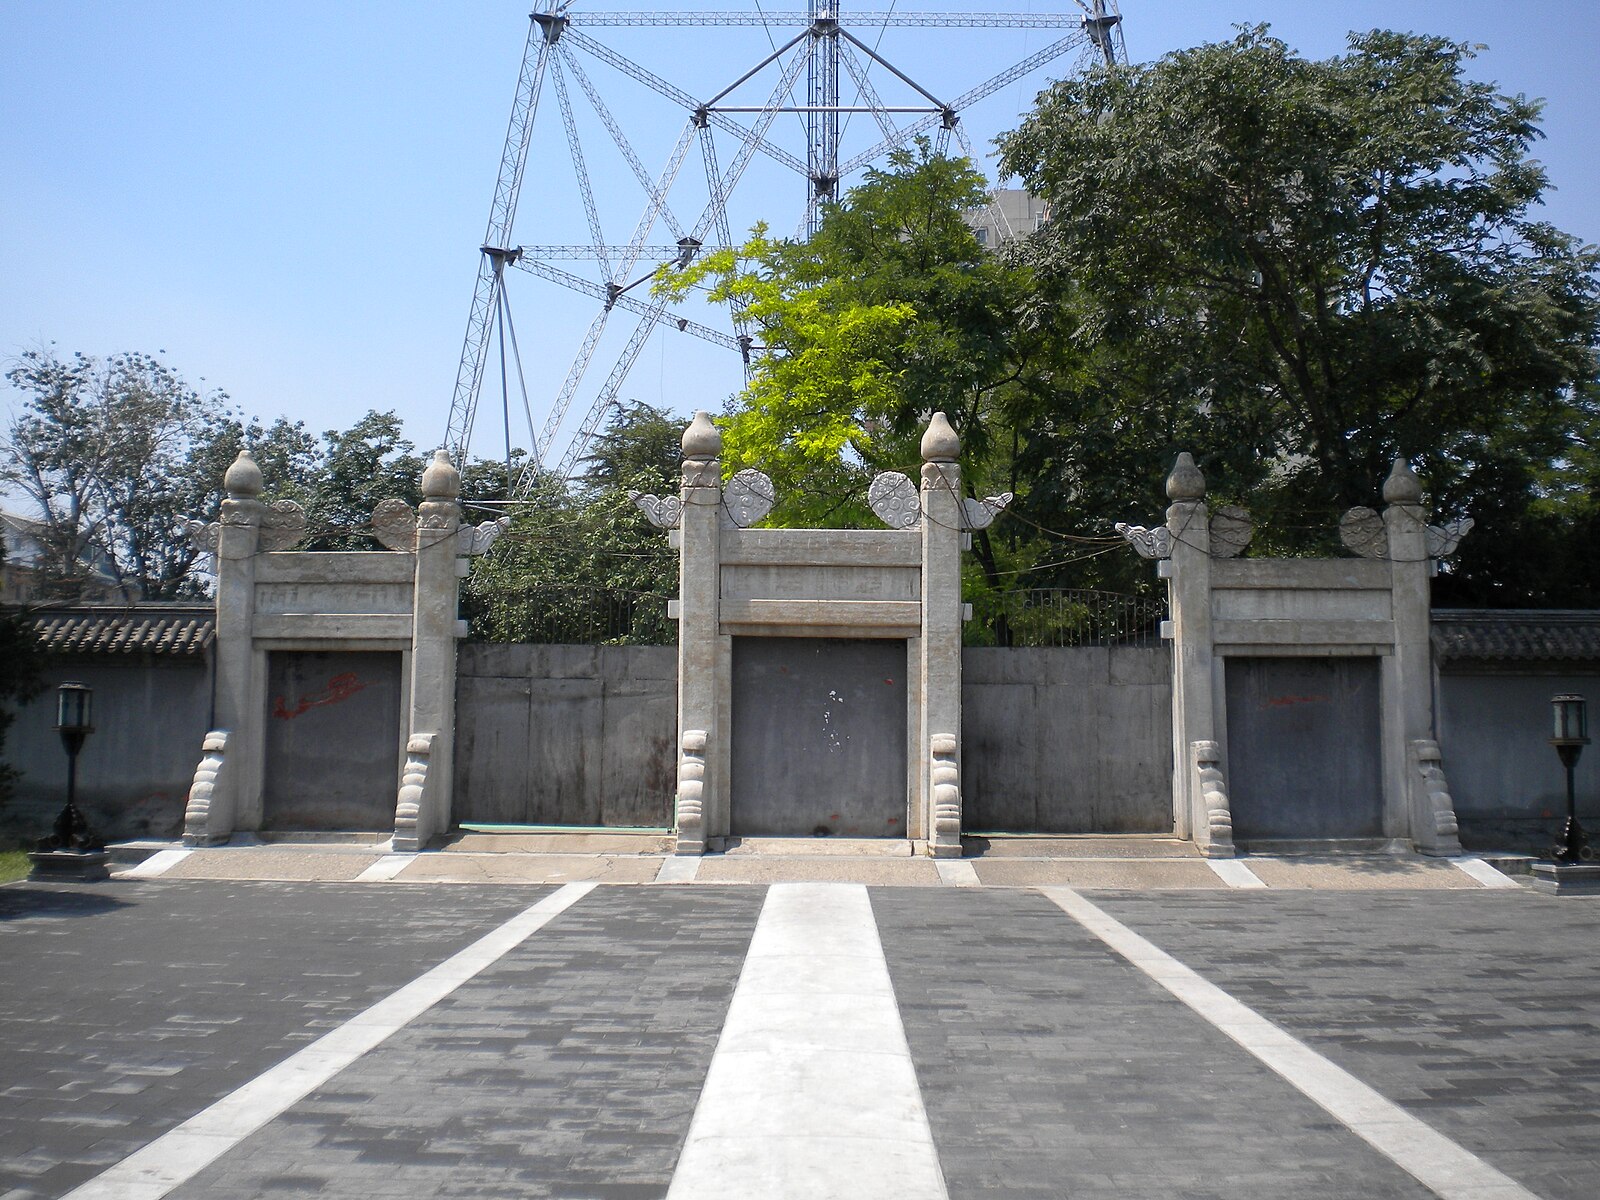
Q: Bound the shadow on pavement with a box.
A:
[0,883,135,921]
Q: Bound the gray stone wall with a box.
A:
[5,659,211,841]
[1437,668,1600,852]
[454,645,679,828]
[454,642,1172,835]
[962,646,1172,833]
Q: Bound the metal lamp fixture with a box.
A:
[31,681,105,864]
[56,681,93,744]
[1549,693,1591,863]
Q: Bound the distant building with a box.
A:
[1,510,134,604]
[965,188,1048,249]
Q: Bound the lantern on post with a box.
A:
[28,682,109,881]
[1549,693,1591,864]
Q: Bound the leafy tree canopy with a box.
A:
[2,348,237,598]
[658,141,1032,528]
[997,25,1600,592]
[461,401,682,643]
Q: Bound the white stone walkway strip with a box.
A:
[1451,857,1523,890]
[355,854,415,882]
[934,858,981,887]
[1206,858,1267,889]
[1043,887,1538,1200]
[667,882,949,1200]
[113,849,192,880]
[655,855,702,883]
[61,882,597,1200]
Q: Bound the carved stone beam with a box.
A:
[961,492,1014,530]
[1116,522,1172,559]
[630,491,683,529]
[458,516,511,556]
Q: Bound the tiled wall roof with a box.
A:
[1431,610,1600,663]
[24,605,214,658]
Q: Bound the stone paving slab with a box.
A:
[872,888,1434,1200]
[1244,855,1482,889]
[695,855,942,885]
[0,880,544,1200]
[393,853,663,885]
[1097,890,1600,1200]
[963,835,1200,859]
[160,848,381,881]
[445,832,674,855]
[167,887,763,1200]
[972,858,1227,889]
[719,836,915,857]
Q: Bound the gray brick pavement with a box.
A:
[5,879,1595,1200]
[872,887,1437,1200]
[168,886,764,1200]
[0,880,545,1200]
[1098,889,1600,1200]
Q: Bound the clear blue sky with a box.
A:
[3,2,1596,475]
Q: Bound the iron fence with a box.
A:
[472,586,677,645]
[966,588,1166,648]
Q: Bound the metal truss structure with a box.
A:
[447,2,1127,494]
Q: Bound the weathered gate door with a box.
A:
[1224,656,1382,840]
[263,650,403,830]
[731,638,908,836]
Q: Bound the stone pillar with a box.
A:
[398,450,463,851]
[674,412,722,855]
[1163,453,1231,854]
[919,413,964,858]
[1381,459,1461,855]
[188,451,264,845]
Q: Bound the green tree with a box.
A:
[0,606,45,812]
[997,27,1600,576]
[658,142,1032,531]
[302,411,425,550]
[461,402,683,643]
[2,348,237,598]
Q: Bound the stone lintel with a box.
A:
[719,598,922,634]
[721,527,921,567]
[1209,558,1393,590]
[253,614,415,641]
[1211,619,1399,647]
[255,553,416,584]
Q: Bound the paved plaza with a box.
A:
[0,858,1596,1199]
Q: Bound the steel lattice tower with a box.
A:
[446,3,1126,494]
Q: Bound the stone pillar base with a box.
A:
[1530,862,1600,895]
[28,850,110,882]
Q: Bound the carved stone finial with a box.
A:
[682,411,721,460]
[421,449,460,500]
[868,472,920,528]
[721,468,776,527]
[1166,452,1205,502]
[921,412,961,462]
[224,450,263,499]
[1382,457,1423,505]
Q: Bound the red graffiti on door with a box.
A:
[1265,693,1330,708]
[272,672,369,720]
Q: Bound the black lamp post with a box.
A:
[28,682,108,880]
[1549,693,1591,864]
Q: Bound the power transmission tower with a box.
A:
[446,2,1127,495]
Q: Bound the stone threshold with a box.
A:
[713,837,917,858]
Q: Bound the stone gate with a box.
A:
[636,411,1009,857]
